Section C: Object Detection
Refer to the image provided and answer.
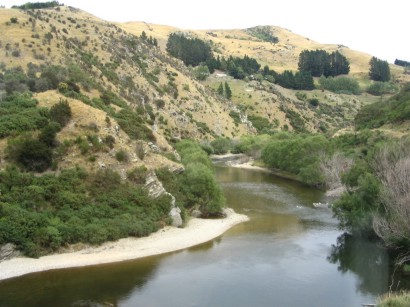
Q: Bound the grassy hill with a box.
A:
[1,3,410,257]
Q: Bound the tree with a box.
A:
[166,33,213,67]
[369,57,391,82]
[193,65,210,80]
[224,82,232,99]
[329,51,350,76]
[217,82,224,96]
[298,49,349,77]
[49,99,72,128]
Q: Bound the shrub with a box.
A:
[38,122,61,147]
[7,136,53,172]
[309,98,319,107]
[115,110,156,142]
[104,135,115,149]
[248,115,272,133]
[127,166,147,184]
[366,81,398,96]
[50,99,72,127]
[115,149,129,162]
[0,93,49,138]
[210,137,232,154]
[319,76,360,95]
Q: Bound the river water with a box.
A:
[0,165,407,307]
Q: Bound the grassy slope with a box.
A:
[121,22,409,134]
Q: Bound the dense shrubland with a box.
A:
[0,167,171,257]
[355,84,410,129]
[157,140,225,218]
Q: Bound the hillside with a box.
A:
[1,3,410,259]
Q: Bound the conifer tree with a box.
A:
[224,82,232,99]
[217,83,224,96]
[369,57,391,82]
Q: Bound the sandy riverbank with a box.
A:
[0,209,248,281]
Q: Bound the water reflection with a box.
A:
[1,166,408,306]
[328,233,390,295]
[0,256,163,307]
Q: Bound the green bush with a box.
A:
[319,76,361,95]
[210,137,232,154]
[7,136,53,172]
[355,84,410,129]
[127,166,148,184]
[50,99,72,127]
[261,134,329,186]
[0,167,171,256]
[115,149,129,162]
[367,81,398,96]
[115,109,156,142]
[156,141,226,216]
[0,93,49,138]
[248,115,272,133]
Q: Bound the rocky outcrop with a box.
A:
[145,171,183,227]
[0,244,21,262]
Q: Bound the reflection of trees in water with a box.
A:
[0,240,218,307]
[0,256,163,306]
[327,233,391,296]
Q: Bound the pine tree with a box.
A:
[224,82,232,99]
[369,57,391,82]
[217,83,224,96]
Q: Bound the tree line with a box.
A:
[394,59,410,67]
[12,1,61,9]
[298,49,350,77]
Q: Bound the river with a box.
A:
[0,165,407,307]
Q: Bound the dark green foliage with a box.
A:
[248,115,272,133]
[276,70,314,90]
[319,76,360,94]
[229,111,241,125]
[12,1,60,9]
[394,59,410,67]
[355,83,410,129]
[170,140,225,216]
[166,33,213,66]
[104,135,115,149]
[298,50,350,77]
[261,133,329,186]
[333,172,381,234]
[308,98,319,107]
[279,106,307,132]
[210,137,232,154]
[127,166,147,185]
[224,81,232,99]
[114,109,156,142]
[369,56,391,82]
[3,66,29,94]
[115,150,129,162]
[6,136,53,172]
[217,83,224,96]
[49,99,72,127]
[0,167,171,256]
[366,81,398,96]
[38,122,60,147]
[140,31,158,46]
[100,91,128,108]
[0,93,49,138]
[10,17,18,23]
[221,55,261,80]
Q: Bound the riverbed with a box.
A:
[0,165,406,306]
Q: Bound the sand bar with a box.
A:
[0,209,248,281]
